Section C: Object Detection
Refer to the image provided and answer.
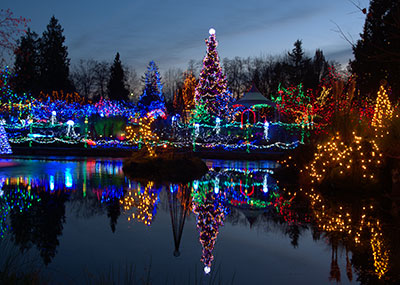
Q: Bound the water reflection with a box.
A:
[0,157,398,283]
[296,187,392,283]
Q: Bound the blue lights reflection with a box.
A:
[65,168,73,188]
[49,175,55,191]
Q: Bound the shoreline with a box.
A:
[2,145,285,161]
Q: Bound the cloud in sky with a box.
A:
[3,0,365,72]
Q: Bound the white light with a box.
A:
[0,190,3,197]
[193,180,199,190]
[214,177,219,194]
[263,174,268,193]
[50,175,55,191]
[204,266,211,274]
[65,169,73,188]
[209,28,216,35]
[264,121,269,141]
[66,120,74,126]
[52,110,56,116]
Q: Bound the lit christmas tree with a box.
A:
[182,71,197,122]
[371,84,393,128]
[0,124,12,154]
[195,28,233,120]
[137,61,166,116]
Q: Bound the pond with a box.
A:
[0,156,398,284]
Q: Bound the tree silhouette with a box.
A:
[107,52,130,102]
[106,197,121,233]
[10,187,69,265]
[13,28,40,96]
[39,16,72,93]
[287,39,311,87]
[351,0,400,99]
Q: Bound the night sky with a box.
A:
[3,0,367,72]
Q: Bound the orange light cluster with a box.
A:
[372,85,393,129]
[300,186,389,280]
[125,114,159,157]
[121,181,159,226]
[304,132,382,183]
[370,221,389,279]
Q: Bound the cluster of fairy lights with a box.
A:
[371,86,393,128]
[125,111,163,157]
[370,220,389,279]
[300,187,390,279]
[192,189,228,274]
[121,181,160,226]
[0,178,41,238]
[371,85,395,142]
[194,28,234,120]
[303,132,382,183]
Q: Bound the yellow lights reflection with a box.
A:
[121,181,159,226]
[299,187,389,280]
[370,220,389,279]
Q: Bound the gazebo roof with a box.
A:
[231,84,276,108]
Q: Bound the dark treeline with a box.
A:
[222,40,332,99]
[13,16,72,96]
[12,16,135,102]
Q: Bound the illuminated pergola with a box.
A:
[230,84,278,127]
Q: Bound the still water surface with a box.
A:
[0,156,391,284]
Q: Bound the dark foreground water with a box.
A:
[0,156,398,284]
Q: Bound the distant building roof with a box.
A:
[231,84,276,108]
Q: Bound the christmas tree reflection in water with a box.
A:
[192,187,228,274]
[191,161,284,274]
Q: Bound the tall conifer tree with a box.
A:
[107,52,129,101]
[137,61,166,116]
[13,28,40,96]
[195,29,233,119]
[39,16,72,93]
[351,0,400,98]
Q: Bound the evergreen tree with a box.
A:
[137,61,166,116]
[312,49,329,85]
[39,16,72,93]
[288,39,306,69]
[195,29,233,119]
[13,28,40,96]
[287,39,311,86]
[351,0,400,98]
[107,52,130,101]
[0,124,12,154]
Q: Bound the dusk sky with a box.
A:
[4,0,368,73]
